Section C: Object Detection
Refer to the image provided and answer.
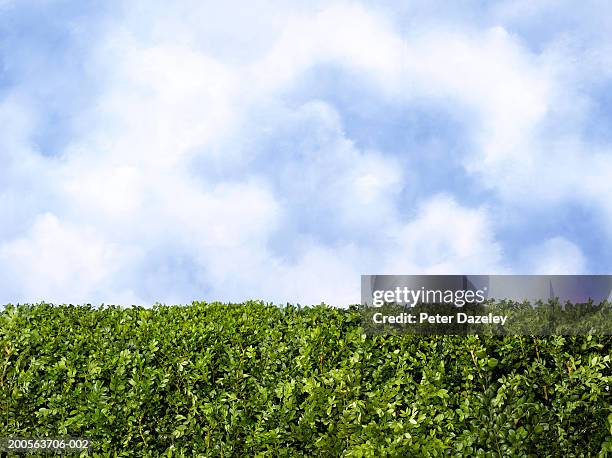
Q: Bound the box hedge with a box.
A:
[1,301,610,456]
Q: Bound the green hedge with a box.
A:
[1,302,611,457]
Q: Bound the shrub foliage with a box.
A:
[1,301,611,456]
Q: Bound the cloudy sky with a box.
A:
[1,0,611,306]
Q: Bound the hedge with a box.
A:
[1,301,611,456]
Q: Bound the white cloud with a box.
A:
[0,1,610,306]
[0,213,141,304]
[519,236,587,274]
[384,194,507,274]
[191,194,508,307]
[251,4,404,93]
[247,4,612,231]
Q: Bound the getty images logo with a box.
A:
[371,286,488,308]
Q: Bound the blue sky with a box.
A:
[1,0,611,306]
